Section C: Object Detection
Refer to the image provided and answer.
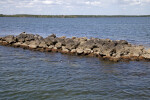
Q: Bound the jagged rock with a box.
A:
[60,36,66,39]
[3,35,16,43]
[117,40,128,45]
[25,34,35,41]
[13,42,22,47]
[56,38,66,46]
[48,45,54,49]
[62,48,69,52]
[142,54,150,59]
[65,39,79,50]
[84,48,91,54]
[1,33,150,62]
[39,41,47,48]
[48,34,56,38]
[72,37,76,40]
[78,40,96,50]
[76,48,84,54]
[55,42,62,49]
[28,41,39,49]
[71,49,76,53]
[130,46,144,56]
[16,32,27,42]
[44,37,57,46]
[0,37,2,41]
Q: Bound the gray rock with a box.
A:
[39,41,47,48]
[55,42,62,49]
[117,40,128,45]
[84,48,91,54]
[44,37,57,46]
[65,39,79,50]
[142,54,150,59]
[25,34,35,41]
[76,48,84,54]
[28,41,39,49]
[129,46,144,56]
[48,34,56,38]
[4,35,16,43]
[71,49,77,53]
[56,38,66,46]
[48,45,54,49]
[62,48,69,52]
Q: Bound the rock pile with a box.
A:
[0,32,150,62]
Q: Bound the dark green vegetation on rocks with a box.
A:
[0,32,150,62]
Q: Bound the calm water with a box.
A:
[0,17,150,100]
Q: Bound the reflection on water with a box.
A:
[0,46,150,99]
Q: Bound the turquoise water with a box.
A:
[0,17,150,100]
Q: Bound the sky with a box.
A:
[0,0,150,15]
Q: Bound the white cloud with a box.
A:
[85,1,101,6]
[0,0,150,15]
[42,0,54,4]
[117,0,150,5]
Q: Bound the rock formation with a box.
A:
[0,32,150,62]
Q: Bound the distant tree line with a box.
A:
[0,14,150,18]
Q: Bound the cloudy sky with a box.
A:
[0,0,150,15]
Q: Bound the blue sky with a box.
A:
[0,0,150,15]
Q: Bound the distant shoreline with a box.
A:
[0,14,150,18]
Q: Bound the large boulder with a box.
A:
[129,46,144,57]
[141,49,150,59]
[4,35,16,43]
[47,34,56,38]
[39,41,47,48]
[28,40,40,49]
[117,40,128,45]
[56,38,66,46]
[76,48,84,54]
[16,32,27,42]
[44,37,57,46]
[25,34,35,41]
[65,39,79,50]
[55,42,62,49]
[78,40,96,50]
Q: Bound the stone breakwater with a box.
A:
[0,32,150,62]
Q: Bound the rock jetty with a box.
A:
[0,32,150,62]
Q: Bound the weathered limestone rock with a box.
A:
[60,36,66,39]
[13,42,22,47]
[141,49,150,59]
[65,39,79,50]
[28,41,39,49]
[129,46,144,57]
[56,38,66,46]
[55,42,62,49]
[48,34,56,38]
[48,45,54,49]
[0,32,150,62]
[62,48,69,53]
[4,35,16,43]
[39,41,47,48]
[71,49,77,53]
[84,48,91,54]
[76,48,84,54]
[44,37,57,46]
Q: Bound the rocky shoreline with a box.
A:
[0,32,150,62]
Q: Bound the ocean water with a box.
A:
[0,17,150,100]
